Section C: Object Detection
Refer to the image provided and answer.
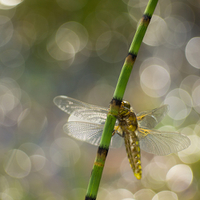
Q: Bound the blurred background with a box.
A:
[0,0,200,199]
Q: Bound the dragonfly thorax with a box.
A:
[117,101,138,134]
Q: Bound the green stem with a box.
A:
[85,0,158,199]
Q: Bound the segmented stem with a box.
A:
[85,1,158,199]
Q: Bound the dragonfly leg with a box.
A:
[113,125,124,137]
[112,126,120,136]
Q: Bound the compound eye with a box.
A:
[122,100,130,109]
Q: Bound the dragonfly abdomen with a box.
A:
[124,131,142,179]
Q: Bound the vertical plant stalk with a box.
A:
[85,0,158,199]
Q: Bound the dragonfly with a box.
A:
[54,96,190,179]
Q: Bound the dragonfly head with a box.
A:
[122,100,131,110]
[118,100,131,116]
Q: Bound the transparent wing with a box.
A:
[54,96,122,147]
[63,121,124,148]
[68,108,108,124]
[137,127,191,156]
[137,105,169,129]
[53,95,108,115]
